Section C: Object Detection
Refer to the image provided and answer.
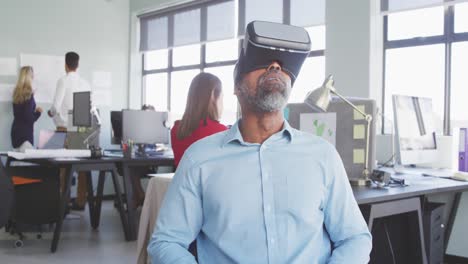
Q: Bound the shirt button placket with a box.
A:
[260,144,276,263]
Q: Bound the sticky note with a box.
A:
[353,105,366,120]
[353,149,365,164]
[353,125,365,139]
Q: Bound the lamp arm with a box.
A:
[364,118,371,177]
[83,127,100,148]
[331,90,369,119]
[331,89,373,178]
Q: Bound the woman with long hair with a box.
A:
[11,66,42,151]
[171,72,228,167]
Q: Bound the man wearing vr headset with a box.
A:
[149,21,372,264]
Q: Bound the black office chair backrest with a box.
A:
[0,161,14,228]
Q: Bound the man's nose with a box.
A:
[267,62,282,72]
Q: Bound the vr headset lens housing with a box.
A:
[234,21,312,85]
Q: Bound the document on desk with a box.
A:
[7,149,91,160]
[53,157,82,161]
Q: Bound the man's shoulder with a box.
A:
[290,128,336,152]
[57,75,67,85]
[182,130,229,163]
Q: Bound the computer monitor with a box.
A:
[122,110,169,145]
[393,95,437,165]
[73,91,91,127]
[110,111,122,145]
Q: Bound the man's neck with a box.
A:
[239,110,284,144]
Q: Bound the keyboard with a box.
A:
[103,150,123,157]
[393,166,454,178]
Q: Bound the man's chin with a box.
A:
[253,100,287,113]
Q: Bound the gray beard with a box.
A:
[238,76,291,113]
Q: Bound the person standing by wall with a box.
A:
[48,51,90,210]
[11,66,42,151]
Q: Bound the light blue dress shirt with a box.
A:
[148,120,372,264]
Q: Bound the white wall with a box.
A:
[0,0,130,150]
[326,0,383,103]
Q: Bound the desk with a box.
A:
[354,174,468,264]
[3,156,128,252]
[138,173,468,263]
[117,153,174,241]
[2,151,175,246]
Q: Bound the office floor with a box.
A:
[0,201,136,264]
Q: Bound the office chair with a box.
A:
[0,161,14,229]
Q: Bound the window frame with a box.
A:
[142,0,325,121]
[382,2,468,135]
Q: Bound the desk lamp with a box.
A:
[304,74,372,186]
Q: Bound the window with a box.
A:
[455,2,468,33]
[245,0,283,25]
[170,69,200,120]
[205,65,238,125]
[387,7,444,41]
[289,56,325,103]
[172,44,201,67]
[144,73,168,111]
[171,69,200,120]
[451,42,468,122]
[141,0,326,126]
[206,39,238,63]
[384,45,445,133]
[144,49,168,70]
[382,1,468,134]
[306,26,326,51]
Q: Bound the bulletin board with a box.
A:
[286,97,377,180]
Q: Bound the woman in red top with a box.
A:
[171,72,228,167]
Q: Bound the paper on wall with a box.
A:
[0,83,14,102]
[353,105,366,120]
[0,58,17,76]
[20,54,65,104]
[353,124,366,139]
[92,71,112,89]
[353,149,365,164]
[92,90,111,106]
[300,112,337,146]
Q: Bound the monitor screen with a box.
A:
[393,95,437,165]
[73,91,91,127]
[110,111,122,145]
[122,110,169,145]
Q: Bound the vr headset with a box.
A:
[234,21,312,85]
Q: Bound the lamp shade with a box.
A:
[304,74,335,111]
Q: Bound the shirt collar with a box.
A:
[222,119,294,147]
